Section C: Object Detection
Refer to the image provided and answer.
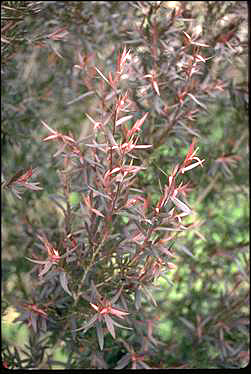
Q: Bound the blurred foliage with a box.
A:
[2,1,249,369]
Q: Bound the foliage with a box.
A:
[2,1,248,369]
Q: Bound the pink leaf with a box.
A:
[152,79,160,96]
[104,314,116,339]
[91,208,105,218]
[128,112,149,137]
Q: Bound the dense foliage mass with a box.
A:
[2,1,248,369]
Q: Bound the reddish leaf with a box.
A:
[104,314,116,338]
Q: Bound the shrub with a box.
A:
[2,1,248,369]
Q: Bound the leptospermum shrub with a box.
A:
[5,46,207,369]
[2,2,247,369]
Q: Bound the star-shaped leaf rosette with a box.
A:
[25,234,77,297]
[73,281,131,350]
[2,167,42,199]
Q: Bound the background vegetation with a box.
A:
[2,1,249,369]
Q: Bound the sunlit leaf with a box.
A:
[91,208,105,218]
[95,67,109,85]
[116,115,133,127]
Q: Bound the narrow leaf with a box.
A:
[104,314,116,339]
[91,208,105,218]
[85,112,99,126]
[66,91,94,106]
[141,285,157,306]
[187,93,208,111]
[179,317,195,331]
[116,115,133,127]
[135,288,142,311]
[115,353,131,369]
[111,319,132,330]
[152,79,160,96]
[159,274,174,287]
[59,271,72,296]
[87,185,112,200]
[96,320,104,350]
[110,287,123,304]
[91,280,103,303]
[95,67,109,85]
[192,41,210,47]
[25,257,49,265]
[72,314,98,332]
[31,314,38,333]
[178,245,195,258]
[178,121,201,137]
[39,262,54,277]
[155,226,184,232]
[170,196,192,215]
[41,120,57,134]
